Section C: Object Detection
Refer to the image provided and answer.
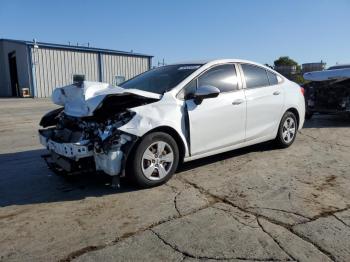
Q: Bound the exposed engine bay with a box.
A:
[39,81,160,177]
[304,79,350,116]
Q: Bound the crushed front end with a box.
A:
[39,110,137,176]
[38,81,160,178]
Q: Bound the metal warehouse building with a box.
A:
[0,39,152,98]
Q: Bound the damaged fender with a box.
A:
[118,92,190,158]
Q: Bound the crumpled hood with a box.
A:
[52,81,161,117]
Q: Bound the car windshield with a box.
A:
[120,64,202,94]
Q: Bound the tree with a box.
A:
[274,56,298,67]
[273,56,305,83]
[294,75,306,85]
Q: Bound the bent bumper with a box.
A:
[39,129,132,176]
[39,129,92,159]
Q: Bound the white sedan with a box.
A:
[39,59,305,187]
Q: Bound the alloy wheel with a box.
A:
[282,117,296,143]
[141,141,174,180]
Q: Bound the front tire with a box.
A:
[129,132,179,188]
[275,111,298,148]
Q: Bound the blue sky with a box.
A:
[1,0,349,67]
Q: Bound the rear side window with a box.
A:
[267,70,278,85]
[198,64,238,93]
[241,64,269,88]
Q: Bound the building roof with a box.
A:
[302,62,326,66]
[0,38,153,58]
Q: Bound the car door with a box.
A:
[240,64,284,141]
[185,64,246,156]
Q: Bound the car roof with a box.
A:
[170,59,281,76]
[171,58,270,68]
[328,64,350,70]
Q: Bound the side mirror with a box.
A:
[191,85,220,105]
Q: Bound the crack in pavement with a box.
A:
[212,206,259,229]
[164,184,182,216]
[150,228,288,261]
[288,227,337,261]
[174,191,182,216]
[177,176,287,225]
[333,214,350,228]
[179,255,188,262]
[59,194,220,261]
[293,206,350,226]
[246,206,312,221]
[62,171,347,262]
[256,217,296,261]
[59,246,102,262]
[177,176,337,262]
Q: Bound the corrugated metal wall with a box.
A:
[31,48,100,98]
[31,48,150,98]
[101,54,149,85]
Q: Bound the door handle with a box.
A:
[232,99,244,105]
[273,91,281,95]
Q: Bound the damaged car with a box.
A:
[303,64,350,119]
[39,59,305,188]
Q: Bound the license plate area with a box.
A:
[47,140,92,159]
[39,129,92,159]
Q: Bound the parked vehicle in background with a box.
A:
[39,59,305,188]
[303,64,350,119]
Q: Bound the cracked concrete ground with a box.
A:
[0,98,350,262]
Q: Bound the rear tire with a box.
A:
[275,111,298,148]
[129,132,179,188]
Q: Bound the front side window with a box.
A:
[241,64,269,88]
[120,64,202,94]
[198,64,238,93]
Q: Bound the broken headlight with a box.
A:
[93,111,135,153]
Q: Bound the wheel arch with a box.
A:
[286,107,300,128]
[143,126,186,163]
[124,126,186,176]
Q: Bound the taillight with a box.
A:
[300,87,305,96]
